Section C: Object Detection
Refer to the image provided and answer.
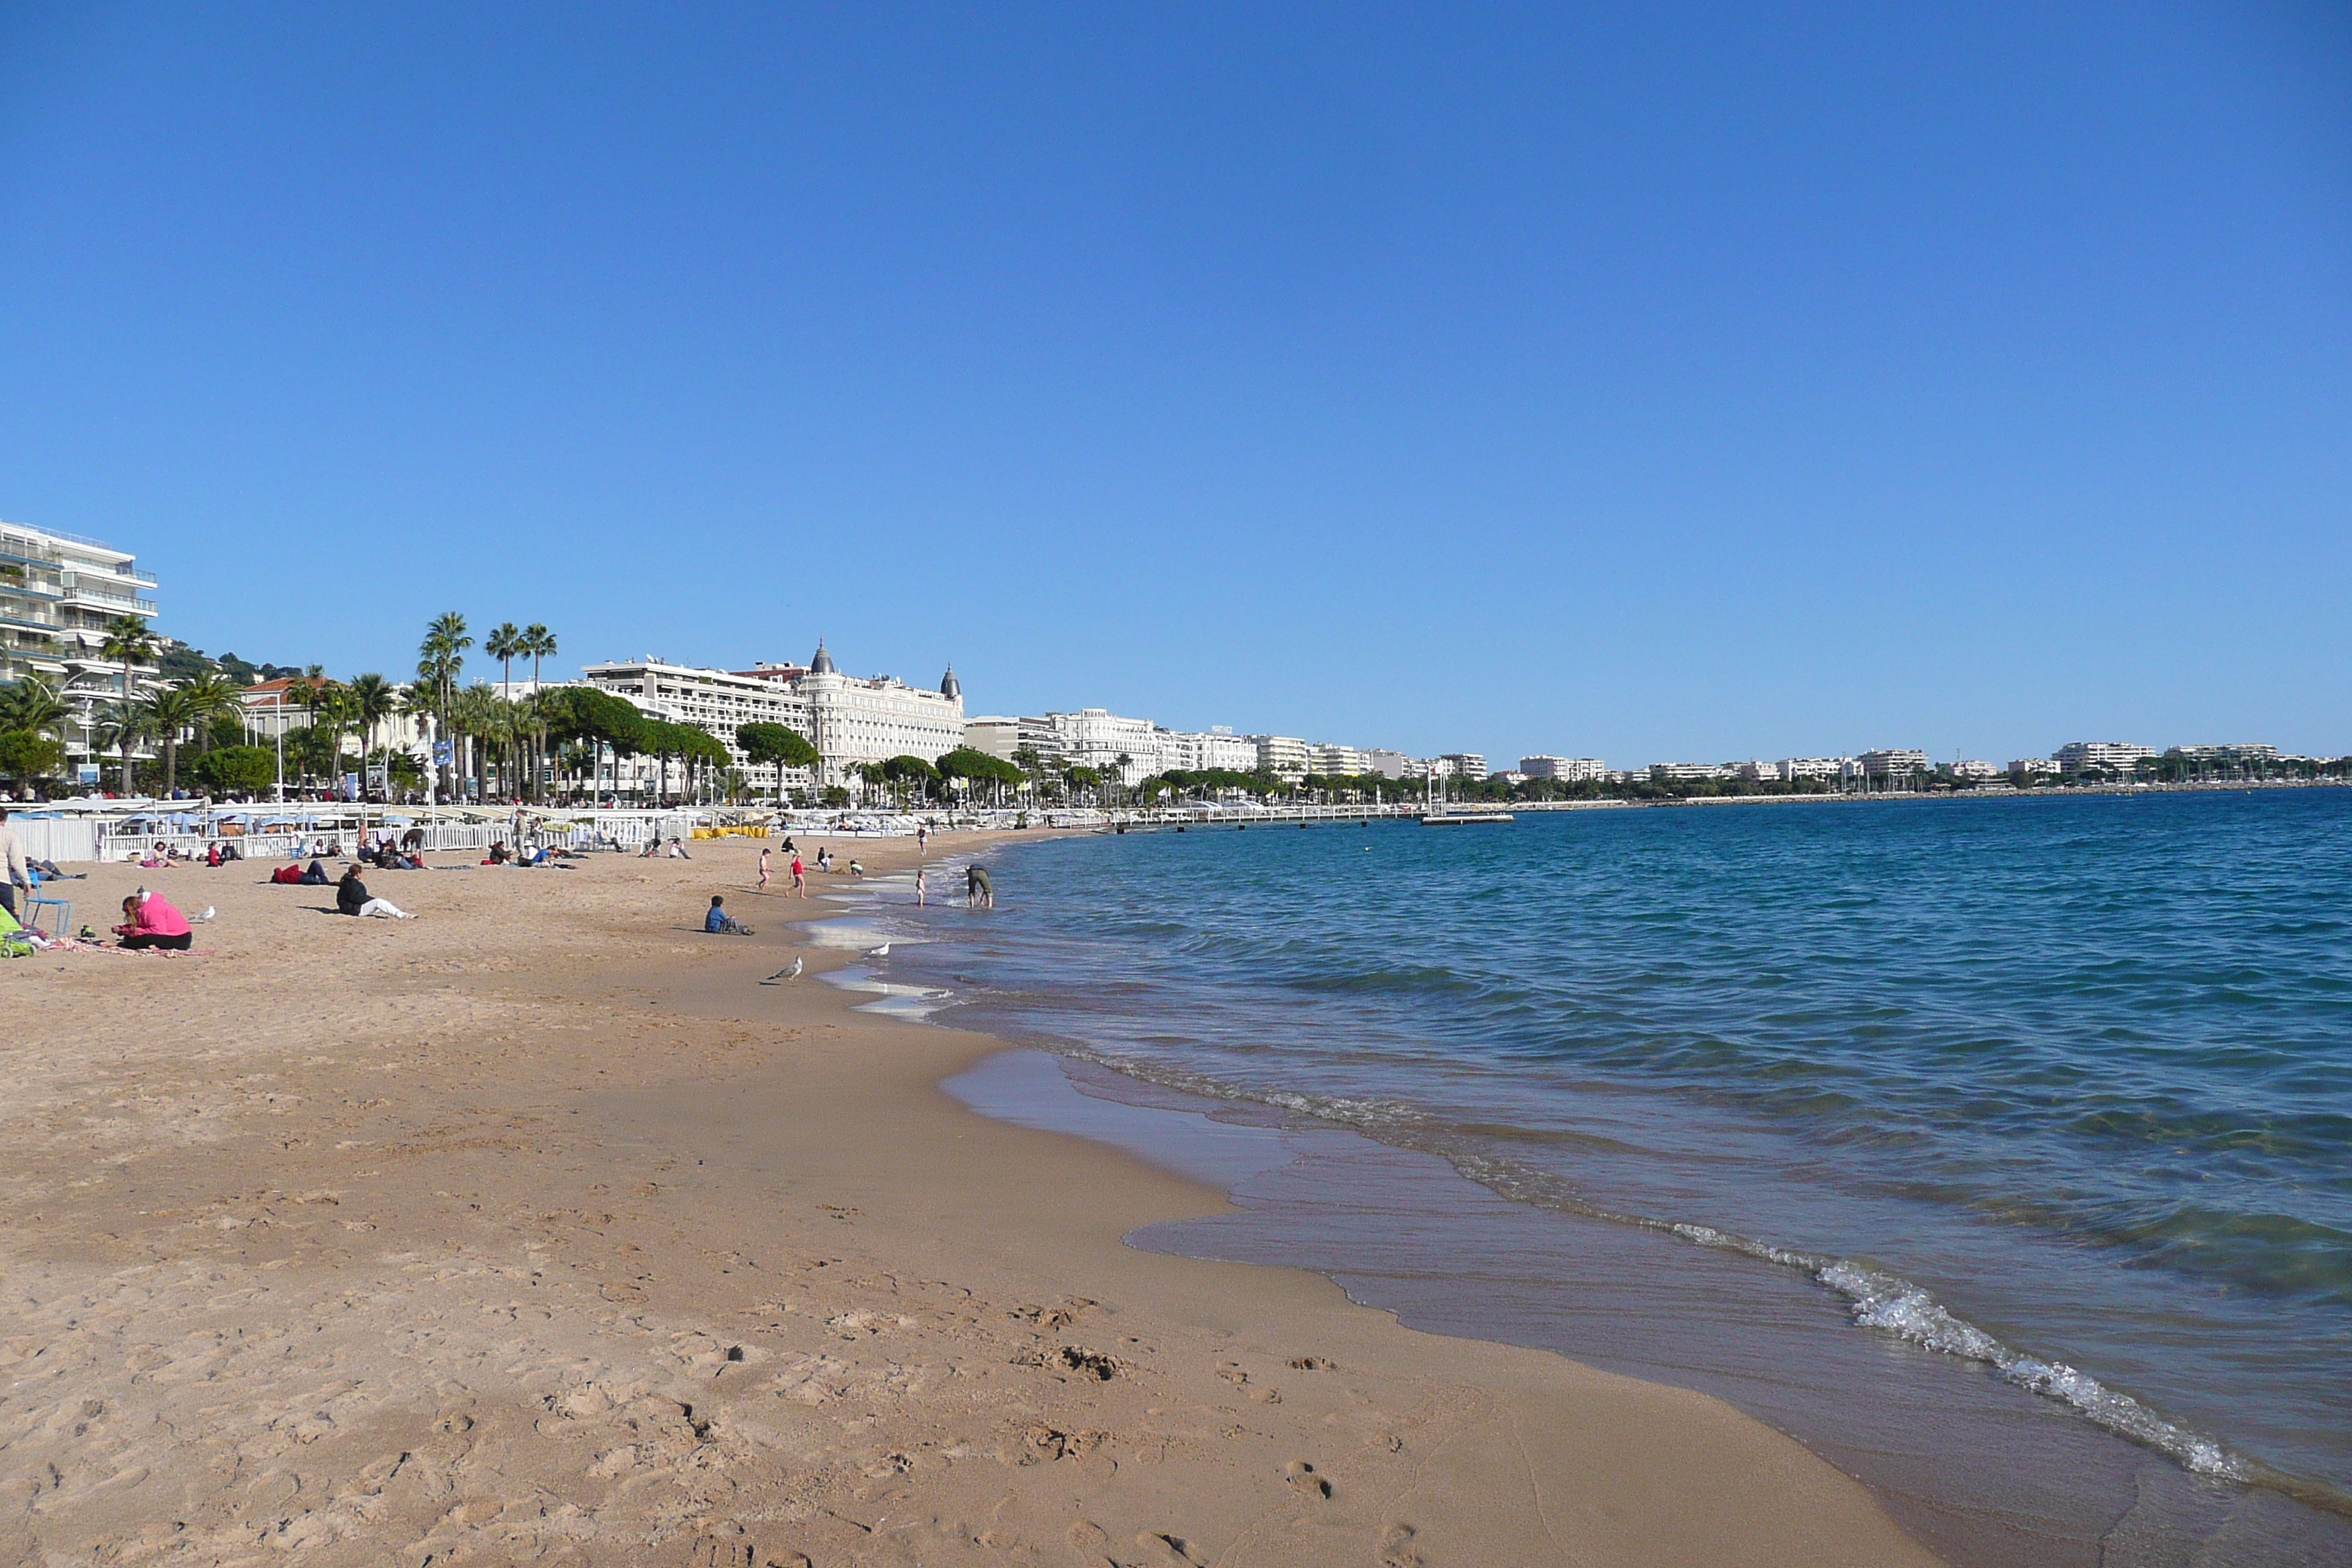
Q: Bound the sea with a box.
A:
[813,788,2352,1567]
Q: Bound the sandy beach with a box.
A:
[0,830,1943,1567]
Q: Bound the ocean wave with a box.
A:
[1813,1259,2247,1480]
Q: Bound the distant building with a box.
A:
[1253,735,1311,779]
[2163,744,2278,768]
[1945,759,2002,782]
[1774,757,1848,782]
[2054,740,2155,775]
[584,641,963,794]
[1433,753,1488,780]
[787,641,965,788]
[1148,726,1255,774]
[1307,742,1368,777]
[1857,748,1930,781]
[581,657,818,795]
[1365,749,1417,779]
[1488,770,1528,786]
[2010,757,2061,781]
[1648,761,1735,782]
[1520,755,1609,781]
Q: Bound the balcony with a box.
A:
[57,576,157,615]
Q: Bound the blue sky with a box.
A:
[2,3,2346,766]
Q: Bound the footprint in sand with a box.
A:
[1134,1531,1208,1565]
[1285,1459,1332,1499]
[1378,1521,1425,1567]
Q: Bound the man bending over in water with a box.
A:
[965,864,992,908]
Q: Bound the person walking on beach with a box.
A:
[758,847,772,894]
[0,810,27,922]
[916,823,928,856]
[965,864,992,908]
[790,852,805,897]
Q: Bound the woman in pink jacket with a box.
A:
[113,889,193,951]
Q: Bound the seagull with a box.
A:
[761,956,804,985]
[866,943,890,958]
[198,905,216,921]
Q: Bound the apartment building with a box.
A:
[1520,755,1609,781]
[0,521,162,780]
[1856,748,1930,781]
[2054,740,2155,774]
[1254,735,1311,779]
[1433,753,1488,780]
[1306,742,1368,777]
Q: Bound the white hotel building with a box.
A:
[579,641,963,796]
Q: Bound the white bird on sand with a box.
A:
[761,956,804,984]
[867,942,890,958]
[198,905,216,921]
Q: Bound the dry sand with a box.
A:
[0,831,1945,1567]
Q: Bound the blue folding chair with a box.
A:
[23,871,68,938]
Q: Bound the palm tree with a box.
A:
[448,683,509,802]
[345,673,396,795]
[177,673,240,753]
[94,698,152,796]
[98,615,158,698]
[418,613,471,801]
[522,624,555,801]
[0,676,68,738]
[312,683,361,792]
[486,622,522,706]
[146,685,199,794]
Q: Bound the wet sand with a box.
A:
[0,831,1940,1565]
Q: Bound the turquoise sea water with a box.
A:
[883,788,2351,1544]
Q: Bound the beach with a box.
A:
[0,830,1940,1567]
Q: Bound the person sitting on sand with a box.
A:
[848,858,864,879]
[487,841,510,864]
[113,889,193,951]
[665,838,692,859]
[704,894,753,935]
[336,864,414,920]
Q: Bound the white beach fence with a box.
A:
[31,804,750,864]
[21,799,1065,864]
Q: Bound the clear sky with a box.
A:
[2,3,2347,766]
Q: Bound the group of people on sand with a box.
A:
[756,842,870,900]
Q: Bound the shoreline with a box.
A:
[0,830,1943,1565]
[875,820,2352,1567]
